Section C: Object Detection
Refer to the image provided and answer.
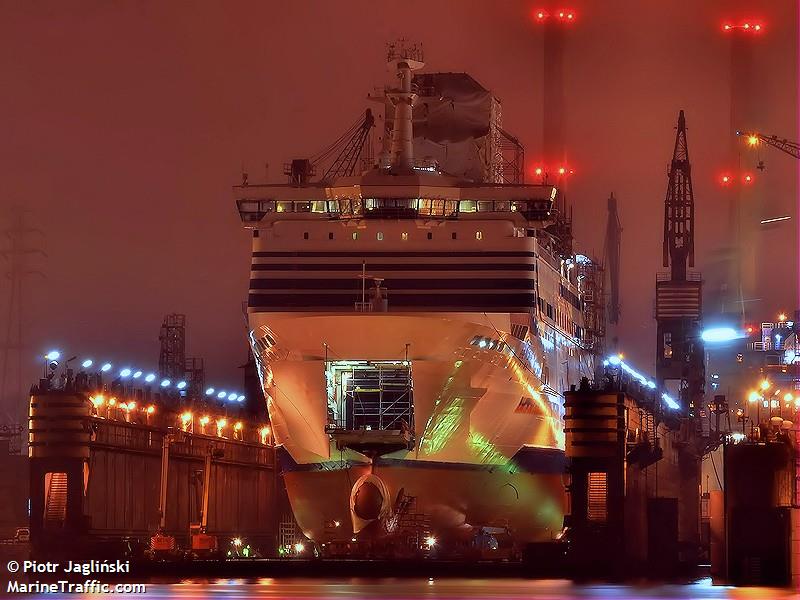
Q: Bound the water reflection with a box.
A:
[47,578,796,599]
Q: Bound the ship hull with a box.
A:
[282,449,566,544]
[249,311,587,546]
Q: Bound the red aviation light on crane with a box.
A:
[532,8,575,23]
[743,173,754,184]
[557,166,575,177]
[720,174,732,185]
[722,20,765,33]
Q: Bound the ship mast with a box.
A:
[385,41,424,172]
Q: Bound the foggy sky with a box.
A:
[1,0,797,420]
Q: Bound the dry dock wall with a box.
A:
[29,392,279,553]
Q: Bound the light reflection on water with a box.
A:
[55,578,798,599]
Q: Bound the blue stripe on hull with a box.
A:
[278,446,566,475]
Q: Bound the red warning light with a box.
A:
[746,326,755,335]
[743,173,753,184]
[722,20,765,33]
[720,174,732,185]
[567,12,574,20]
[532,8,548,21]
[534,167,544,176]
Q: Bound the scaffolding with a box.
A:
[159,314,186,380]
[327,361,413,432]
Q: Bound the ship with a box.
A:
[234,44,598,552]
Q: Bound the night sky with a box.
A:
[1,0,797,421]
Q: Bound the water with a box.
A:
[22,578,798,599]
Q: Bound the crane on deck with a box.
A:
[284,109,375,184]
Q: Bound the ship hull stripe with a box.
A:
[251,263,537,271]
[248,292,535,309]
[249,278,535,290]
[278,447,565,475]
[252,251,538,258]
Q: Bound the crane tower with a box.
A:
[655,111,705,417]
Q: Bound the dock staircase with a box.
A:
[44,472,68,528]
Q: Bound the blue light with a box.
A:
[120,368,132,378]
[133,370,142,378]
[101,363,112,372]
[144,373,156,383]
[662,393,680,410]
[701,327,740,343]
[205,387,215,395]
[602,360,609,367]
[160,379,170,388]
[176,381,187,390]
[607,355,621,366]
[45,350,61,361]
[647,381,656,389]
[237,395,245,402]
[81,359,93,369]
[217,391,226,399]
[227,392,238,401]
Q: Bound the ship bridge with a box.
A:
[234,173,558,227]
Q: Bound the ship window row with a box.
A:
[299,231,485,241]
[237,198,552,221]
[537,296,584,341]
[469,336,506,352]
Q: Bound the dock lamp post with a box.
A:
[748,390,761,426]
[736,408,749,435]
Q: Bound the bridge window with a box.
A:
[427,232,433,240]
[352,232,358,241]
[377,232,384,241]
[452,232,457,240]
[401,232,408,241]
[329,232,334,240]
[476,231,483,240]
[303,232,309,240]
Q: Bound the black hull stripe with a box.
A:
[277,447,565,475]
[248,292,535,309]
[253,251,538,258]
[252,263,537,271]
[249,278,535,290]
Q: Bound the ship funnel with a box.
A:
[386,41,424,172]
